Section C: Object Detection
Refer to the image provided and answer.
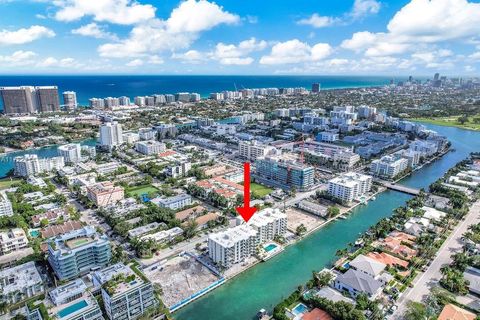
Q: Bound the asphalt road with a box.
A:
[392,200,480,319]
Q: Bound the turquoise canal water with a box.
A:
[0,139,96,178]
[175,123,480,320]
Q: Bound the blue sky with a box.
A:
[0,0,480,75]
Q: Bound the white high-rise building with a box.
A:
[58,143,82,164]
[370,155,409,179]
[99,122,123,149]
[248,208,287,243]
[328,172,372,203]
[14,154,65,177]
[238,141,276,161]
[62,91,77,111]
[135,140,166,155]
[208,208,287,268]
[134,96,145,107]
[119,96,130,106]
[208,224,258,268]
[0,191,13,217]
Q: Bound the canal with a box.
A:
[174,123,480,320]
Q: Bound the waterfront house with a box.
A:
[334,269,383,299]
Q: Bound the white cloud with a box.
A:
[172,50,206,63]
[0,50,37,66]
[53,0,156,25]
[469,51,480,60]
[166,0,239,33]
[71,23,117,40]
[343,0,480,58]
[126,59,143,67]
[37,56,82,68]
[297,0,380,28]
[98,0,240,59]
[350,0,381,19]
[260,39,332,65]
[297,14,337,28]
[210,38,267,65]
[148,55,164,64]
[0,25,55,45]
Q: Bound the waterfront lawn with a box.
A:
[126,185,160,197]
[0,178,21,190]
[250,183,273,198]
[412,115,480,131]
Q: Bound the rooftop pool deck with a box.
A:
[57,299,88,318]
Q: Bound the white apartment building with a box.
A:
[14,154,65,177]
[123,132,140,144]
[138,128,156,140]
[328,172,373,203]
[370,155,409,179]
[238,140,276,161]
[0,191,13,217]
[166,162,192,178]
[0,228,29,256]
[62,91,77,111]
[0,262,44,304]
[151,193,191,210]
[409,140,438,157]
[248,208,287,243]
[216,124,236,135]
[93,263,156,320]
[58,143,82,164]
[99,122,123,149]
[135,140,166,155]
[208,208,287,268]
[208,224,258,268]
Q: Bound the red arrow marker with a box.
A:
[236,162,257,222]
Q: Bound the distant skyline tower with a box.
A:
[62,91,77,111]
[311,83,320,93]
[36,86,60,112]
[99,122,123,149]
[434,73,440,81]
[0,86,36,114]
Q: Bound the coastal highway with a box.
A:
[391,200,480,319]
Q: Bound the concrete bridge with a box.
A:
[381,182,423,196]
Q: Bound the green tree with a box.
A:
[404,301,428,320]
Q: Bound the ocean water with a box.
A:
[0,75,398,108]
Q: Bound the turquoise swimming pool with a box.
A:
[291,303,308,316]
[264,243,277,252]
[57,300,88,318]
[29,230,40,238]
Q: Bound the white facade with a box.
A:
[99,122,123,148]
[238,140,276,161]
[370,155,409,179]
[0,228,29,256]
[216,124,236,135]
[0,191,13,217]
[208,208,287,268]
[328,172,372,203]
[122,132,140,144]
[0,262,44,304]
[62,91,77,110]
[14,154,65,177]
[135,140,166,155]
[58,143,82,164]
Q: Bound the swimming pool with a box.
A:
[29,230,40,238]
[57,300,88,318]
[264,243,277,252]
[291,303,308,316]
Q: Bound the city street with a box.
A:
[392,200,480,319]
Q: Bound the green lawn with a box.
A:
[250,182,273,198]
[0,178,21,190]
[412,116,480,131]
[126,185,160,197]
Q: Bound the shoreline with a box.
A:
[410,118,480,132]
[172,149,450,315]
